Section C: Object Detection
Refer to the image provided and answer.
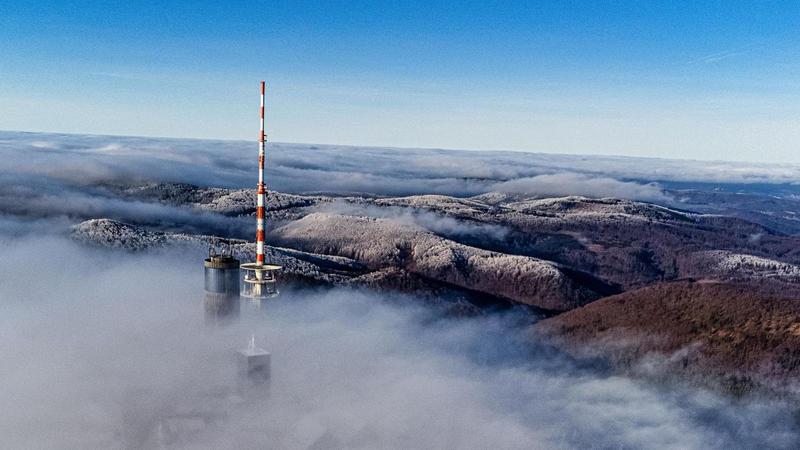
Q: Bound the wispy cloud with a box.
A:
[698,49,744,64]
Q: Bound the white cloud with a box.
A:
[491,173,671,202]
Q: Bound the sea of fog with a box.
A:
[1,233,798,449]
[2,130,800,448]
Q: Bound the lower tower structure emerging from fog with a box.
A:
[240,81,281,300]
[203,244,240,322]
[238,334,271,383]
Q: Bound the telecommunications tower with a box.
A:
[240,81,281,299]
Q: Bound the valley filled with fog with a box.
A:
[3,237,799,449]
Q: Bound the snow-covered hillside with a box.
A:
[66,182,800,313]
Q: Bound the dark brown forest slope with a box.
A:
[533,280,800,396]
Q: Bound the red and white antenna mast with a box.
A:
[241,81,280,300]
[256,81,266,265]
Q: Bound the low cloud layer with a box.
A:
[1,235,798,449]
[3,131,800,202]
[0,130,676,240]
[491,173,671,203]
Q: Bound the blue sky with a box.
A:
[1,1,799,162]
